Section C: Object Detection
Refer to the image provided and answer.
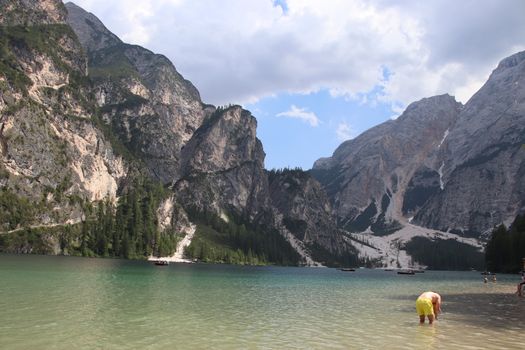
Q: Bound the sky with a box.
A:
[71,0,525,170]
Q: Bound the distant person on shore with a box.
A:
[416,291,442,324]
[517,271,525,296]
[492,275,497,283]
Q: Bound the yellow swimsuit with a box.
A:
[416,297,434,316]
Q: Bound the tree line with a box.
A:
[485,214,525,273]
[404,236,485,270]
[184,206,301,265]
[74,176,178,259]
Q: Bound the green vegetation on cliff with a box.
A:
[0,189,34,231]
[0,176,180,259]
[184,207,300,265]
[88,43,141,81]
[0,24,81,94]
[79,176,178,259]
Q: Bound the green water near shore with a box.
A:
[1,254,523,349]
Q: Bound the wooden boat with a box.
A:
[154,260,169,266]
[340,268,356,272]
[397,269,415,275]
[413,269,425,273]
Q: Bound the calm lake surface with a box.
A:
[1,254,524,349]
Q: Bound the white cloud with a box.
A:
[277,105,320,127]
[72,0,525,108]
[336,121,354,141]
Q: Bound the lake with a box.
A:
[0,254,523,349]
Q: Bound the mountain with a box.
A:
[414,51,525,237]
[312,52,525,244]
[268,168,358,266]
[2,0,522,268]
[64,3,271,223]
[66,2,207,184]
[64,2,360,265]
[312,94,462,235]
[0,0,67,25]
[1,0,356,266]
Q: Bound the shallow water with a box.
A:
[0,254,523,349]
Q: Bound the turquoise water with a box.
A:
[0,254,523,349]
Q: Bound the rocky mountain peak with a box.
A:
[180,105,263,175]
[397,94,461,123]
[312,94,461,234]
[313,49,524,239]
[413,50,525,236]
[65,2,206,184]
[64,2,121,53]
[494,50,525,71]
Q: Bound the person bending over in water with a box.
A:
[416,291,442,324]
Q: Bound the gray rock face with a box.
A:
[312,94,461,234]
[65,2,206,184]
[414,51,525,236]
[313,52,525,238]
[268,169,354,256]
[64,2,120,52]
[176,106,270,220]
[0,0,126,229]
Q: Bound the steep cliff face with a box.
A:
[65,2,206,184]
[312,95,461,235]
[268,169,355,259]
[414,51,525,236]
[0,0,126,231]
[176,106,270,220]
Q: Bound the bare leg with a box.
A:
[428,315,434,325]
[419,315,425,324]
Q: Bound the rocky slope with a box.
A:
[414,51,525,237]
[268,169,356,260]
[313,52,525,242]
[65,3,272,228]
[0,0,126,233]
[0,0,67,25]
[312,94,462,235]
[66,2,207,184]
